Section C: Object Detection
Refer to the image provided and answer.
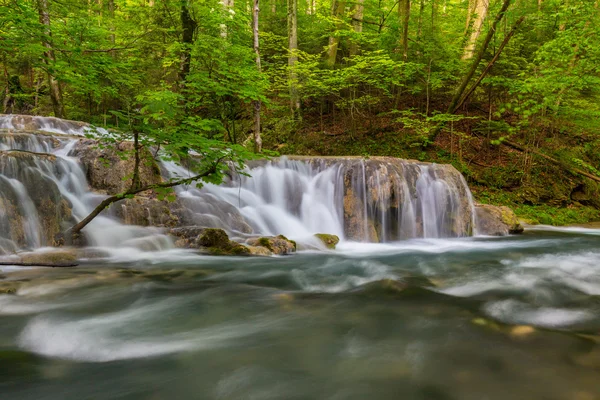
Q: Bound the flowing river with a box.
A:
[1,228,600,400]
[1,115,600,399]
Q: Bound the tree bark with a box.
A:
[399,0,411,60]
[252,0,262,152]
[326,0,346,68]
[37,0,66,119]
[349,0,364,56]
[220,0,234,38]
[462,0,489,60]
[179,1,197,87]
[288,0,300,117]
[130,131,142,191]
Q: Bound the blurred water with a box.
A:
[0,228,599,400]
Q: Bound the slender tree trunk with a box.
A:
[417,0,424,41]
[462,0,489,59]
[252,0,262,152]
[130,131,142,191]
[288,0,300,117]
[455,16,525,110]
[349,0,364,56]
[37,0,66,119]
[179,1,197,87]
[428,0,512,144]
[326,0,346,67]
[464,0,475,36]
[399,0,411,60]
[220,0,234,38]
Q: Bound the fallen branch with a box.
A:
[502,140,600,184]
[0,261,78,268]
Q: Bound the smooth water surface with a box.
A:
[1,228,600,400]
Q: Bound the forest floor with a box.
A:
[263,111,600,226]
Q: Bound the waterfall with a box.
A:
[1,114,477,254]
[0,121,172,253]
[166,157,476,243]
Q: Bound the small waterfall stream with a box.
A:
[166,157,476,243]
[0,115,477,254]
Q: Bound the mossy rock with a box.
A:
[247,235,296,255]
[314,233,340,249]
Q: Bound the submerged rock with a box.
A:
[247,235,297,255]
[314,233,340,249]
[475,204,523,236]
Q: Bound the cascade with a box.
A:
[0,114,477,254]
[167,157,476,242]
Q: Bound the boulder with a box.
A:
[475,204,524,236]
[168,227,251,255]
[72,139,162,194]
[247,235,296,255]
[314,233,340,249]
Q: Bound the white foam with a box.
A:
[291,259,396,292]
[18,298,285,362]
[483,299,594,328]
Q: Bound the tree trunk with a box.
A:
[399,0,411,61]
[428,0,512,144]
[455,16,525,111]
[130,131,142,191]
[252,0,262,152]
[462,0,489,60]
[179,1,197,87]
[464,0,475,36]
[220,0,234,38]
[349,0,364,56]
[326,0,346,68]
[37,0,66,119]
[417,0,424,41]
[288,0,300,117]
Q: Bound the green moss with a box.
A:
[277,234,297,250]
[475,188,600,226]
[314,233,340,249]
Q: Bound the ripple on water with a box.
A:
[17,296,287,362]
[483,299,595,329]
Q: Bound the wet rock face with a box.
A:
[0,151,73,249]
[112,197,182,228]
[331,157,475,241]
[475,204,523,236]
[72,139,162,194]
